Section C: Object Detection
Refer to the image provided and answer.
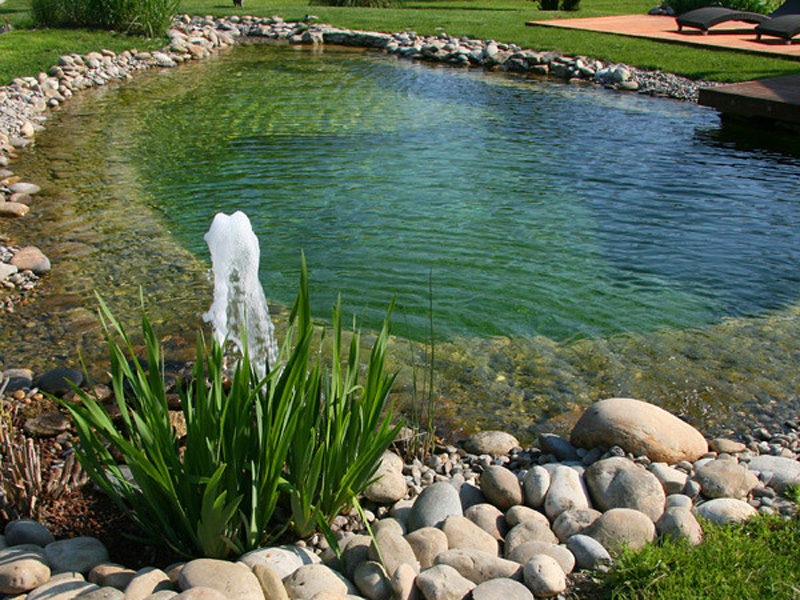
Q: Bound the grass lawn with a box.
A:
[595,511,800,599]
[2,0,800,85]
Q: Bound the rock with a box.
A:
[434,548,521,583]
[649,463,688,496]
[26,575,98,600]
[238,545,320,579]
[551,508,602,543]
[570,398,708,463]
[464,503,506,540]
[539,434,579,461]
[505,506,544,529]
[407,482,462,531]
[656,507,703,545]
[0,263,18,281]
[480,467,523,513]
[506,541,575,574]
[458,483,485,510]
[695,459,758,499]
[389,563,418,600]
[79,588,126,600]
[504,515,559,554]
[20,122,35,138]
[369,525,420,577]
[353,561,390,600]
[566,534,612,570]
[463,431,519,455]
[364,468,407,504]
[124,567,173,600]
[10,246,51,275]
[4,519,55,546]
[24,413,71,438]
[585,457,665,521]
[45,537,109,575]
[284,565,358,600]
[88,563,136,589]
[665,494,694,510]
[694,498,757,525]
[709,438,746,454]
[172,590,226,600]
[522,555,566,598]
[441,515,498,555]
[404,527,448,569]
[34,367,84,396]
[746,455,800,493]
[471,578,533,600]
[0,202,29,218]
[0,545,51,594]
[251,564,288,600]
[543,465,591,520]
[342,536,373,579]
[522,466,550,509]
[178,559,264,600]
[415,564,475,600]
[8,182,40,195]
[583,508,656,553]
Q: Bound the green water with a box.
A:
[3,43,800,439]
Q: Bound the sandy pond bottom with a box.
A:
[2,43,800,441]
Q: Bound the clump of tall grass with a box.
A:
[62,258,399,558]
[31,0,179,37]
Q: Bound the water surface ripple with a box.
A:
[2,44,800,438]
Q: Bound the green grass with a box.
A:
[1,0,800,85]
[595,512,800,599]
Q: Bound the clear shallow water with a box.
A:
[3,44,800,438]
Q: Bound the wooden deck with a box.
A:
[525,15,800,59]
[699,74,800,126]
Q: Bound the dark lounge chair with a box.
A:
[755,14,800,42]
[676,0,800,34]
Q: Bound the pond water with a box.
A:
[3,43,800,439]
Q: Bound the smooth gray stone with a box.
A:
[566,534,612,570]
[408,481,462,531]
[585,457,665,521]
[471,578,533,600]
[4,519,55,547]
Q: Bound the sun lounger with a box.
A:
[676,7,768,33]
[676,0,800,34]
[755,14,800,42]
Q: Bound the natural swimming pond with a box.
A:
[3,44,800,438]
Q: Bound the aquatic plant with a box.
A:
[62,258,399,558]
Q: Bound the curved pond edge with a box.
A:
[0,13,716,305]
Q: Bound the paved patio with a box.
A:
[526,14,800,59]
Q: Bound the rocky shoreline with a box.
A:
[0,397,798,599]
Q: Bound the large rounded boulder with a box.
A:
[570,398,708,463]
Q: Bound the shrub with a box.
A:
[537,0,561,10]
[311,0,396,7]
[664,0,778,16]
[560,0,581,11]
[31,0,178,37]
[63,258,399,558]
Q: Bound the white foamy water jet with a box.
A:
[203,211,279,378]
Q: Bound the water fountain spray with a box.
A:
[203,211,279,378]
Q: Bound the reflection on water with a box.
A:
[2,43,800,441]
